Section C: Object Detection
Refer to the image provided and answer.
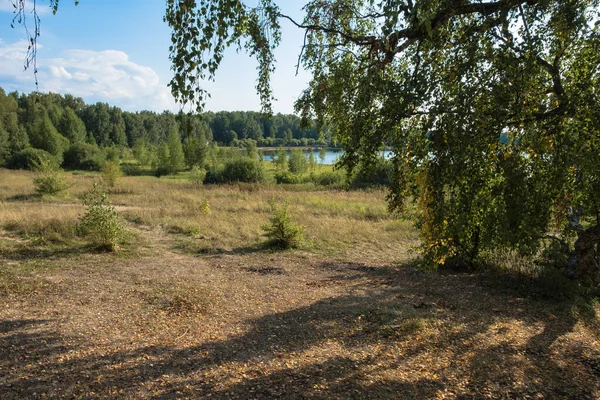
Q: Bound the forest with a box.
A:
[0,88,329,172]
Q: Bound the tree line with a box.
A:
[0,88,330,170]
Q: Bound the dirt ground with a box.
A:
[1,224,599,399]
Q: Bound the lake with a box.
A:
[261,149,392,165]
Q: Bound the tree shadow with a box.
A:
[1,262,597,398]
[0,243,101,261]
[189,241,288,256]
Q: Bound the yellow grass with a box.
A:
[0,168,598,399]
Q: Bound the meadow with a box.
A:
[0,167,598,399]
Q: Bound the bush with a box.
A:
[7,148,58,171]
[205,158,264,184]
[33,162,71,197]
[223,158,264,183]
[63,143,106,171]
[189,166,207,186]
[275,170,301,184]
[288,149,308,174]
[203,167,224,184]
[77,183,128,251]
[262,199,305,249]
[349,157,393,188]
[313,170,346,186]
[102,161,122,187]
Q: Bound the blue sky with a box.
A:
[0,0,311,113]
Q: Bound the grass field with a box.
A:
[0,168,598,399]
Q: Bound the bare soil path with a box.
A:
[1,226,599,399]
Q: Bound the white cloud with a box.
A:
[0,0,51,14]
[0,39,178,112]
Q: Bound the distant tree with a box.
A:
[29,117,69,162]
[273,147,287,171]
[0,89,27,163]
[183,136,208,169]
[243,138,258,159]
[155,142,171,176]
[167,128,185,174]
[79,103,111,146]
[109,107,127,146]
[123,112,144,147]
[288,149,307,174]
[223,130,238,146]
[244,118,264,141]
[283,128,293,144]
[59,108,86,143]
[132,139,151,167]
[308,151,317,173]
[318,148,327,166]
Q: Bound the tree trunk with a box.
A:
[572,224,600,281]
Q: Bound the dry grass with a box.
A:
[0,168,598,399]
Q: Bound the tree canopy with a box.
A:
[165,0,600,279]
[9,0,600,280]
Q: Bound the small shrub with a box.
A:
[203,167,223,184]
[102,161,122,187]
[189,166,207,186]
[33,162,71,197]
[313,170,346,186]
[77,183,128,251]
[275,170,301,184]
[222,158,264,183]
[199,199,211,215]
[262,199,305,249]
[205,158,264,184]
[288,149,308,174]
[121,163,143,176]
[187,225,202,238]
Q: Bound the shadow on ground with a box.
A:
[1,263,598,399]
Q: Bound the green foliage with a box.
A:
[183,136,208,168]
[274,170,300,184]
[165,0,281,112]
[241,138,258,158]
[313,170,346,187]
[28,117,69,162]
[318,148,327,165]
[222,158,264,183]
[7,147,58,171]
[189,165,207,186]
[288,149,308,174]
[273,147,287,170]
[104,145,120,163]
[102,161,122,188]
[33,161,71,197]
[199,199,211,215]
[349,157,393,189]
[308,151,317,172]
[168,128,185,172]
[59,107,86,143]
[205,158,264,184]
[168,0,600,278]
[156,129,185,176]
[262,199,305,249]
[132,139,151,167]
[155,142,171,177]
[77,183,128,251]
[62,142,106,171]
